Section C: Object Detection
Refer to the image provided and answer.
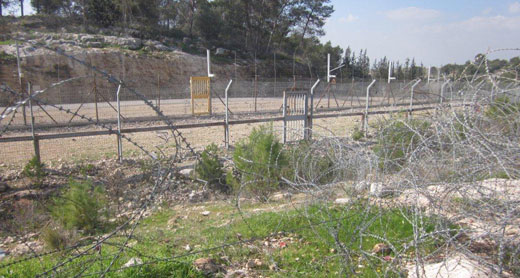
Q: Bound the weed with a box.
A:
[233,124,288,201]
[41,225,75,251]
[51,180,107,234]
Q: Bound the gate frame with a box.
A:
[283,90,309,144]
[190,76,211,115]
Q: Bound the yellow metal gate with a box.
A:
[190,77,211,115]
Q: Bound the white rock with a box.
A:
[179,168,194,177]
[334,198,350,205]
[407,255,496,278]
[123,257,143,268]
[201,211,211,216]
[370,182,383,196]
[185,244,191,251]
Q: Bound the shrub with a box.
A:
[374,119,431,171]
[351,127,364,141]
[485,95,520,119]
[484,95,520,135]
[22,156,46,187]
[195,144,226,191]
[51,180,107,234]
[232,124,287,201]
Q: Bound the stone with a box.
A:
[246,258,263,269]
[406,255,494,278]
[0,248,6,260]
[193,258,220,274]
[201,211,211,216]
[185,244,191,251]
[369,182,394,197]
[225,270,247,278]
[86,41,103,48]
[371,243,391,255]
[118,37,142,50]
[179,168,194,177]
[123,257,143,268]
[80,35,104,43]
[334,198,350,205]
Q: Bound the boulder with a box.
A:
[117,37,142,50]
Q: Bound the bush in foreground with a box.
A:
[51,180,107,234]
[232,124,287,201]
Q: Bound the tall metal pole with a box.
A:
[308,79,320,140]
[224,80,233,149]
[28,82,40,163]
[282,91,287,144]
[364,80,376,136]
[409,79,421,119]
[116,83,123,163]
[15,40,27,125]
[440,79,450,104]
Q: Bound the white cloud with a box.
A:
[385,7,441,21]
[339,14,359,23]
[509,2,520,13]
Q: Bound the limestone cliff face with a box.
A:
[1,46,240,104]
[0,31,310,105]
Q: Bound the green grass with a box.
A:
[0,40,14,45]
[0,200,453,277]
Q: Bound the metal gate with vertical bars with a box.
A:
[283,90,309,143]
[190,76,211,115]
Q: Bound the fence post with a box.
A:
[282,91,287,144]
[15,40,27,126]
[440,79,450,105]
[409,79,421,119]
[28,82,41,163]
[308,79,320,140]
[224,79,233,149]
[364,80,376,136]
[116,83,123,163]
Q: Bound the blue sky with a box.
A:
[6,1,520,65]
[322,0,520,65]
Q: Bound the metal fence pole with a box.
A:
[282,91,287,144]
[364,80,376,136]
[28,82,40,163]
[409,79,421,119]
[116,83,123,163]
[308,79,320,140]
[224,79,233,149]
[440,79,450,105]
[15,40,27,126]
